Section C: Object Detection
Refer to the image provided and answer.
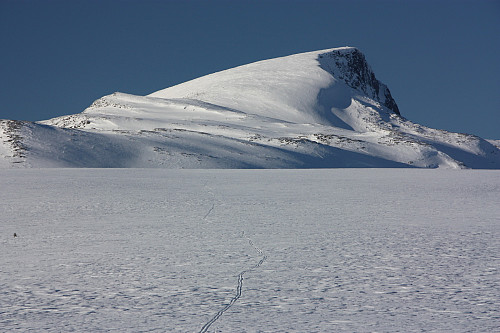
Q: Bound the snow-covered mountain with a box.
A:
[1,47,499,168]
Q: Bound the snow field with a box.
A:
[1,169,499,332]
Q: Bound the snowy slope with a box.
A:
[1,47,499,168]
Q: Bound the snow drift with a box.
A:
[1,47,499,168]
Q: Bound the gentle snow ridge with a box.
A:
[1,47,499,168]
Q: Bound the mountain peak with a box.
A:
[2,47,499,169]
[147,46,400,127]
[318,47,400,115]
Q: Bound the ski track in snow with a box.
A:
[1,169,499,332]
[199,235,268,333]
[202,204,215,220]
[199,185,268,333]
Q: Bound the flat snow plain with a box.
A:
[1,169,499,332]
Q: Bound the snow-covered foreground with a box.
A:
[1,169,499,332]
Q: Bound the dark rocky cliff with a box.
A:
[318,48,400,115]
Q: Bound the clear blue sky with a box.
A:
[1,0,499,138]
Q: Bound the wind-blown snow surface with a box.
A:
[1,169,499,332]
[1,47,499,169]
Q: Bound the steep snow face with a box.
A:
[2,47,499,169]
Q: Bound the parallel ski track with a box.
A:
[199,235,268,333]
[199,185,267,333]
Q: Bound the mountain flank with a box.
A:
[1,47,499,168]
